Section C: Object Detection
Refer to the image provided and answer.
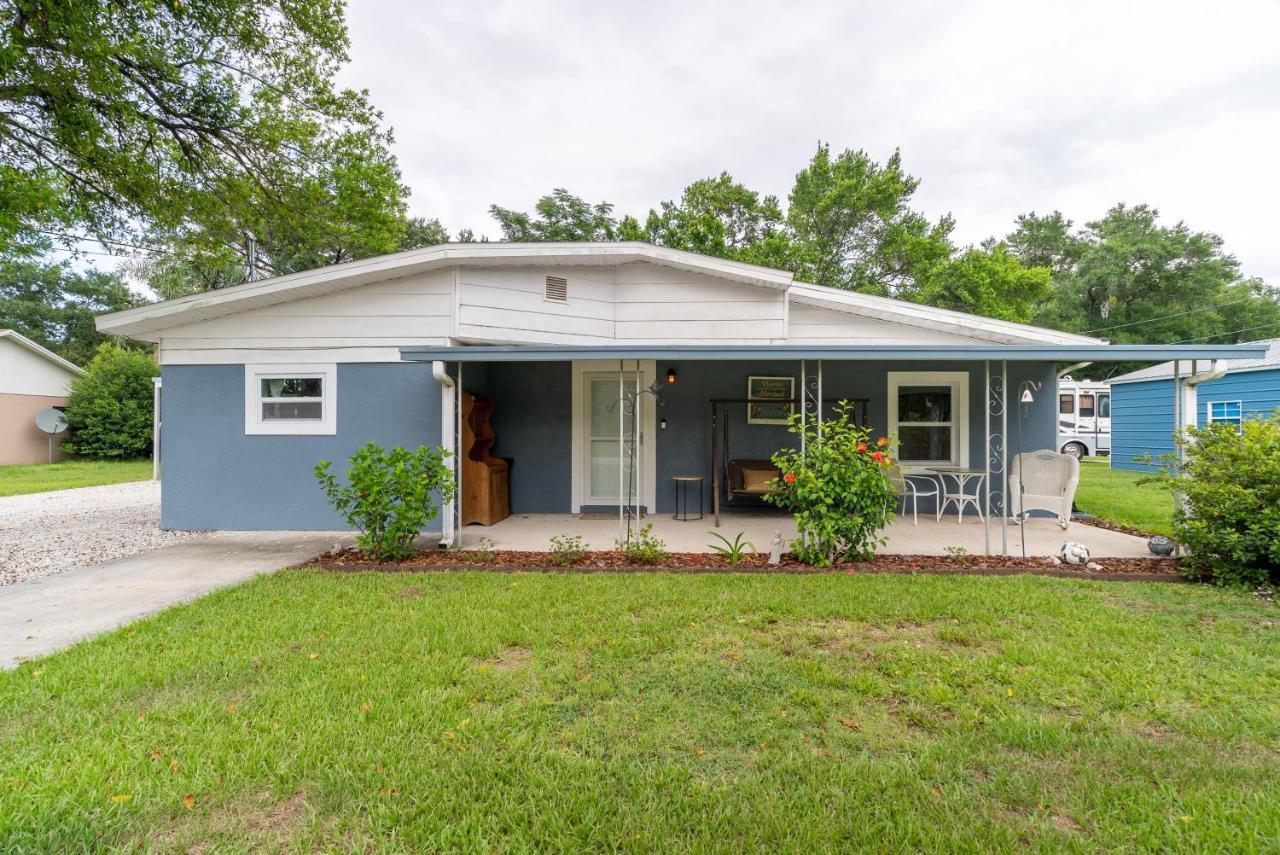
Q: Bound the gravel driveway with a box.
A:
[0,481,207,586]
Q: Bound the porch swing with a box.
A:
[709,397,868,526]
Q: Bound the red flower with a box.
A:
[856,441,868,453]
[871,451,885,462]
[783,472,796,485]
[877,436,889,447]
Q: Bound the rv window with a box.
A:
[1097,394,1110,419]
[1079,394,1095,418]
[1059,394,1073,415]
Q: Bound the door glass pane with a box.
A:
[898,425,951,462]
[898,386,951,422]
[589,376,636,437]
[587,374,640,500]
[1097,395,1110,418]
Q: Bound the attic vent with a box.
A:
[544,275,568,303]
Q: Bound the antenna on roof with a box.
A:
[243,231,259,283]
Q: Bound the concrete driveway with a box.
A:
[0,531,344,668]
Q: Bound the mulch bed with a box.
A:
[303,548,1185,582]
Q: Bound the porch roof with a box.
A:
[400,342,1269,364]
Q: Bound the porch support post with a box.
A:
[432,361,457,549]
[984,360,991,556]
[800,360,806,454]
[1001,360,1008,556]
[618,359,625,542]
[817,359,823,439]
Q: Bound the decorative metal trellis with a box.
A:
[609,362,665,543]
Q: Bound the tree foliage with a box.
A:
[1,0,411,288]
[636,172,789,267]
[913,244,1051,323]
[489,189,619,242]
[1010,205,1280,376]
[62,344,156,459]
[0,260,144,365]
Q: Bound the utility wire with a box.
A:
[1083,295,1256,333]
[1170,319,1280,344]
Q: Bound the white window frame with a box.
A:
[244,363,337,435]
[887,371,969,470]
[1205,400,1243,429]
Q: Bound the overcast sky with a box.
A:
[337,0,1280,281]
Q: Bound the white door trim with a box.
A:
[570,360,657,513]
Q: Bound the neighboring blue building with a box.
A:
[1110,339,1280,471]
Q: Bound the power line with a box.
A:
[1171,319,1280,344]
[1083,295,1256,333]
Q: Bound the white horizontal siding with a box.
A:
[157,269,453,364]
[612,263,786,340]
[786,304,986,344]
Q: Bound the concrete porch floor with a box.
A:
[456,511,1154,558]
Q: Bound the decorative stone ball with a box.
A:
[1148,535,1175,556]
[1060,542,1091,566]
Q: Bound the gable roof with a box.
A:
[1109,338,1280,384]
[788,282,1100,346]
[96,243,793,339]
[0,330,84,375]
[93,241,1101,347]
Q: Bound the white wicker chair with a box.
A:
[1008,450,1079,530]
[889,465,941,526]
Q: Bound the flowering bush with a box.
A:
[765,400,898,566]
[1143,413,1280,586]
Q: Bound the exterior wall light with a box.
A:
[666,367,678,384]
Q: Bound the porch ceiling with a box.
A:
[401,343,1270,363]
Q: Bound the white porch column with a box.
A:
[432,361,457,549]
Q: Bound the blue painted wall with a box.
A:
[161,363,440,530]
[483,362,572,514]
[651,360,1057,515]
[161,359,1059,528]
[1112,367,1280,472]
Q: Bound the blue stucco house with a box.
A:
[94,242,1264,552]
[1110,338,1280,471]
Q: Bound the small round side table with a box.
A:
[673,475,704,521]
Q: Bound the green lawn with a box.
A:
[0,459,152,497]
[3,571,1278,851]
[1075,459,1175,536]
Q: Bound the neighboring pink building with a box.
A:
[0,330,84,465]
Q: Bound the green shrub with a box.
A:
[765,400,898,566]
[616,524,669,565]
[61,344,156,459]
[548,534,588,567]
[315,442,455,562]
[1144,413,1280,586]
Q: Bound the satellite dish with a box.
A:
[35,407,68,435]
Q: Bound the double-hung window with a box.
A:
[244,364,337,435]
[1206,400,1243,430]
[887,372,969,468]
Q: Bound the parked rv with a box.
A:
[1057,377,1110,457]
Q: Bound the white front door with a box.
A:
[571,361,657,512]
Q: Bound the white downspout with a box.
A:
[1181,359,1227,432]
[432,361,456,549]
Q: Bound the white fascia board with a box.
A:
[0,329,85,375]
[96,243,794,340]
[787,282,1104,346]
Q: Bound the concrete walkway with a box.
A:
[0,531,343,668]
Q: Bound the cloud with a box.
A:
[338,0,1280,280]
